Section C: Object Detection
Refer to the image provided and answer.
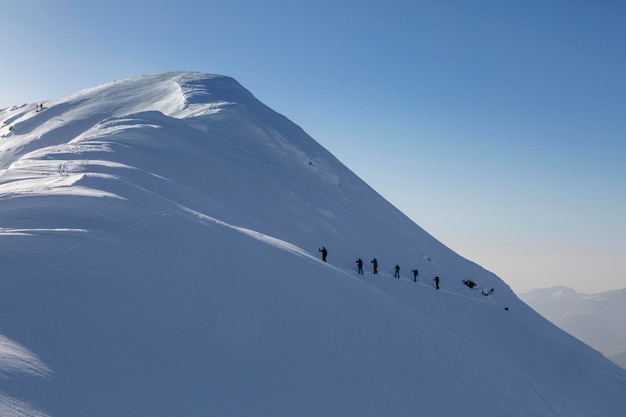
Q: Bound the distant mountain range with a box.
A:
[519,286,626,368]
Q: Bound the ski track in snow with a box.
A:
[0,228,89,237]
[178,204,322,264]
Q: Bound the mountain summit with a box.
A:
[1,72,625,417]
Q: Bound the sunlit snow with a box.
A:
[0,72,625,417]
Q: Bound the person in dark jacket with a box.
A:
[356,258,363,274]
[371,258,378,274]
[319,246,327,262]
[411,268,418,283]
[394,264,400,278]
[433,276,440,289]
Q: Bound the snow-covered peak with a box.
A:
[0,72,625,417]
[0,72,244,169]
[56,71,240,118]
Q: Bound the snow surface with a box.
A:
[0,72,625,416]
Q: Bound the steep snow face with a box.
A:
[0,72,625,417]
[0,72,473,284]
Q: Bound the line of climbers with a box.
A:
[320,247,504,307]
[320,246,441,289]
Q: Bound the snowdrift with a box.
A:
[1,72,625,416]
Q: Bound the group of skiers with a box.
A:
[320,246,440,289]
[318,247,502,303]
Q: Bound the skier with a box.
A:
[433,276,440,289]
[356,258,363,274]
[319,246,328,262]
[371,258,378,274]
[394,264,400,278]
[411,268,419,283]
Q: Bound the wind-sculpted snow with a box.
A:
[0,335,51,417]
[0,72,625,417]
[180,204,321,264]
[0,394,50,417]
[0,335,50,379]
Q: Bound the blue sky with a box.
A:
[1,0,625,293]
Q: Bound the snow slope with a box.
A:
[0,72,625,417]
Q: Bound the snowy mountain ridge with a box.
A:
[1,72,625,417]
[520,286,626,366]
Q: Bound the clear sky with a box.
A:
[1,0,625,294]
